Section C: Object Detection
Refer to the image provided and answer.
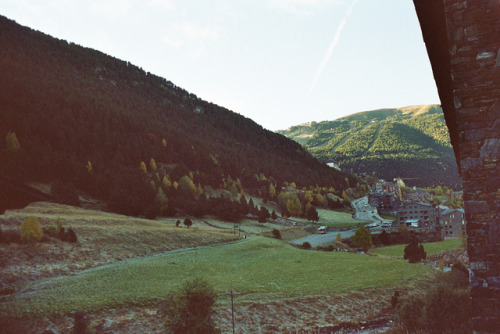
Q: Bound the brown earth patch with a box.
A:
[2,290,393,334]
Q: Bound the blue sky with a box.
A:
[1,0,440,130]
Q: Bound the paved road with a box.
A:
[290,230,356,247]
[291,196,394,247]
[352,196,393,227]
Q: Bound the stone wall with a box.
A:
[414,0,500,332]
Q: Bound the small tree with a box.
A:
[272,229,281,239]
[21,217,43,242]
[336,232,342,243]
[404,242,426,263]
[258,207,270,224]
[176,220,181,227]
[6,131,20,152]
[163,278,220,334]
[140,161,147,173]
[183,218,193,228]
[306,206,319,222]
[352,225,372,252]
[150,158,157,171]
[271,210,277,220]
[398,224,412,243]
[86,161,93,174]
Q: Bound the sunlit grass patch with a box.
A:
[370,238,463,258]
[3,237,431,317]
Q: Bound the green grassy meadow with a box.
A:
[370,238,463,258]
[3,237,431,316]
[293,209,362,227]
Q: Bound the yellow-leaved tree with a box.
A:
[6,131,20,152]
[140,161,147,173]
[162,175,171,188]
[86,161,93,174]
[150,158,157,171]
[21,217,43,242]
[269,183,276,198]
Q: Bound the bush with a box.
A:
[317,244,334,252]
[396,270,471,334]
[20,217,43,242]
[73,311,88,334]
[404,242,426,263]
[301,241,312,249]
[67,228,78,243]
[272,229,281,239]
[162,278,219,334]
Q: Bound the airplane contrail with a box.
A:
[307,0,359,96]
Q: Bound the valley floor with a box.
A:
[0,202,465,333]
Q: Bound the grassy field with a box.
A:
[370,238,464,258]
[2,236,431,317]
[203,218,284,234]
[249,196,361,228]
[291,208,362,227]
[0,202,240,287]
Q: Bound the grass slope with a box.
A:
[3,237,431,317]
[370,238,463,258]
[0,202,239,287]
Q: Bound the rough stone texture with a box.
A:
[414,1,500,333]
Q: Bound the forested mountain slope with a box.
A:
[0,16,354,208]
[278,105,461,188]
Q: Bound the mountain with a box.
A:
[277,105,461,188]
[0,16,356,212]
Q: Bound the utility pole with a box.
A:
[231,290,235,334]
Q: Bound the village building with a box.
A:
[405,189,433,202]
[396,201,439,231]
[368,179,401,215]
[324,159,341,171]
[439,208,465,239]
[371,179,399,196]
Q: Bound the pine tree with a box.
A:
[258,207,270,224]
[306,206,319,222]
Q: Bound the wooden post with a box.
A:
[231,290,235,334]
